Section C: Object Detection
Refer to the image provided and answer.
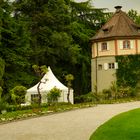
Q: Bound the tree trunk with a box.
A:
[37,81,42,107]
[67,87,70,103]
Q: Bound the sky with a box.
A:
[75,0,140,13]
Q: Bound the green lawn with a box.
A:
[90,108,140,140]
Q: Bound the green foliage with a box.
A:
[90,108,140,140]
[102,82,119,100]
[119,87,137,98]
[65,74,74,103]
[0,86,3,98]
[0,0,31,95]
[13,0,108,96]
[68,1,109,95]
[0,102,96,123]
[102,89,112,99]
[10,86,27,104]
[102,81,137,100]
[0,86,9,113]
[0,58,5,84]
[75,92,97,103]
[2,103,48,113]
[32,65,48,78]
[47,87,61,103]
[4,71,36,94]
[65,74,74,87]
[0,86,8,113]
[128,9,140,24]
[85,92,98,102]
[0,0,110,100]
[0,99,8,113]
[116,55,140,90]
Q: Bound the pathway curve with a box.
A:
[0,101,140,140]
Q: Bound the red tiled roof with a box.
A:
[91,6,140,41]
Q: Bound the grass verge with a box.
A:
[0,97,140,124]
[90,108,140,140]
[0,102,96,124]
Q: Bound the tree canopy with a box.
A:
[1,0,139,103]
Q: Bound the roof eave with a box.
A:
[90,35,140,43]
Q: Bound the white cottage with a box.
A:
[25,67,74,104]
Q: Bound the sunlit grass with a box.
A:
[90,108,140,140]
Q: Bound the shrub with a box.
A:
[74,96,85,103]
[47,87,61,104]
[0,87,3,97]
[0,99,9,113]
[6,103,49,112]
[102,89,112,100]
[0,87,9,113]
[10,86,27,104]
[75,92,98,103]
[118,87,137,98]
[83,92,97,102]
[102,85,137,100]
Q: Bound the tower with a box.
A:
[91,6,140,92]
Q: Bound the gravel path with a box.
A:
[0,101,140,140]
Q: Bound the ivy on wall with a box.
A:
[116,55,140,88]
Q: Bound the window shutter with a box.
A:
[107,42,110,50]
[119,41,123,49]
[104,63,108,70]
[115,62,118,69]
[130,40,134,49]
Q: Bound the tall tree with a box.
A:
[0,58,5,86]
[0,0,33,95]
[66,0,108,94]
[13,0,108,96]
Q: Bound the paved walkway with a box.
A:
[0,101,140,140]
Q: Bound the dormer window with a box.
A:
[101,42,107,51]
[103,28,109,33]
[123,40,130,49]
[102,26,113,34]
[103,29,108,32]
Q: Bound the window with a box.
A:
[104,62,118,70]
[103,28,109,34]
[31,94,39,104]
[108,63,115,69]
[101,42,107,51]
[123,40,130,49]
[98,64,102,70]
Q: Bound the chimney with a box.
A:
[114,6,122,12]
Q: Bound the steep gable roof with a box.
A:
[91,6,140,41]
